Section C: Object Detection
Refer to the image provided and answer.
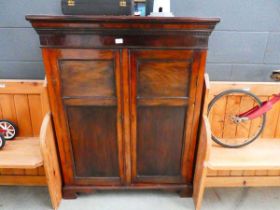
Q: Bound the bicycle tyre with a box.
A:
[207,89,266,148]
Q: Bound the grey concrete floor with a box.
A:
[0,187,279,210]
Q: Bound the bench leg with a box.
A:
[193,164,207,210]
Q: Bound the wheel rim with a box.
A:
[0,121,16,139]
[208,90,265,148]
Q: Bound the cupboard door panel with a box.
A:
[67,106,119,178]
[130,50,196,184]
[138,61,191,97]
[60,60,116,97]
[137,106,186,177]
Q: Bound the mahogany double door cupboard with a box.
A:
[26,15,219,198]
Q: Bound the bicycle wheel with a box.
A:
[207,89,266,148]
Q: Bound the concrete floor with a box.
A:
[0,187,279,210]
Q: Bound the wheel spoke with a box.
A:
[238,122,250,132]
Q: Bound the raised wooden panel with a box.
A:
[60,60,116,98]
[67,106,120,182]
[138,61,191,97]
[136,106,186,182]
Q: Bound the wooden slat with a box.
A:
[230,170,244,176]
[28,95,43,136]
[242,170,256,176]
[235,96,254,139]
[41,81,51,116]
[38,166,45,176]
[262,96,280,138]
[0,176,46,186]
[40,113,62,210]
[0,138,43,169]
[217,170,231,176]
[275,105,280,138]
[193,116,211,210]
[207,169,218,176]
[208,138,280,170]
[14,95,33,137]
[222,96,241,141]
[209,95,226,139]
[0,95,18,124]
[209,81,280,96]
[206,176,280,187]
[0,80,44,94]
[24,168,39,176]
[248,96,267,141]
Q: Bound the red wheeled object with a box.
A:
[0,120,18,149]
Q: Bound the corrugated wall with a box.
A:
[0,0,280,81]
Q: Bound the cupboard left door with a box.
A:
[42,49,125,186]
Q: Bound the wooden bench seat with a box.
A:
[209,139,280,170]
[0,80,62,209]
[0,138,43,169]
[193,75,280,210]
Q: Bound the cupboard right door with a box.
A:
[130,50,199,184]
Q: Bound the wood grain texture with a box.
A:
[67,106,120,180]
[138,61,191,97]
[60,60,116,97]
[135,106,186,183]
[208,139,280,170]
[40,113,62,210]
[130,49,196,185]
[0,138,43,168]
[193,116,211,210]
[206,176,280,187]
[26,16,220,49]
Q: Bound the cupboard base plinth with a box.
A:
[178,187,193,197]
[62,184,193,199]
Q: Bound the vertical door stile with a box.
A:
[181,51,207,182]
[121,49,132,185]
[115,50,125,184]
[130,51,138,182]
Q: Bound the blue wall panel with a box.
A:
[207,32,269,64]
[0,0,279,81]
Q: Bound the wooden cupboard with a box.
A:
[26,15,219,198]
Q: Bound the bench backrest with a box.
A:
[204,76,280,139]
[0,80,49,137]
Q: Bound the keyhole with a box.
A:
[159,7,163,12]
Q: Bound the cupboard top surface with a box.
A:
[26,15,219,49]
